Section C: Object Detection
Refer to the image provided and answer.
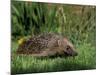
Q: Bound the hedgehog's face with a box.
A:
[63,38,78,56]
[58,38,78,56]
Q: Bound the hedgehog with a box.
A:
[17,33,78,57]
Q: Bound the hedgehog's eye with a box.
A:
[66,46,70,50]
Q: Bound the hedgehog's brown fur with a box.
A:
[17,33,78,57]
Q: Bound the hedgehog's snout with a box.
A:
[64,50,78,56]
[71,50,78,56]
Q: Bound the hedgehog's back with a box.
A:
[17,33,61,54]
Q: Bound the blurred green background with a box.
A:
[11,1,96,74]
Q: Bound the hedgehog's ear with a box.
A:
[63,38,68,43]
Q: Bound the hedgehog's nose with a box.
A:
[73,51,78,56]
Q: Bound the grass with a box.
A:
[11,1,96,74]
[11,41,96,74]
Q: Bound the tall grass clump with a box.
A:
[11,1,96,44]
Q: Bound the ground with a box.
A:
[11,41,96,74]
